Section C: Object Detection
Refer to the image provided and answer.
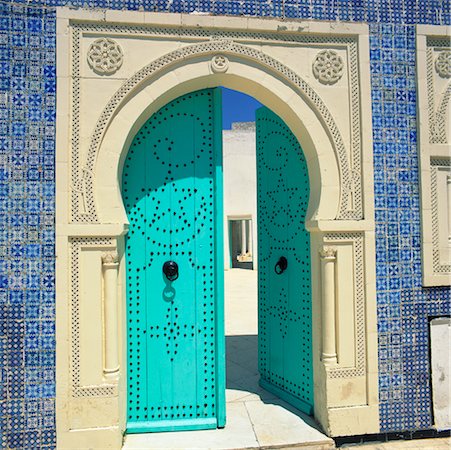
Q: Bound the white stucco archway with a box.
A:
[96,61,340,224]
[56,9,378,449]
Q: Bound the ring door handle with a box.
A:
[163,261,179,281]
[274,256,288,275]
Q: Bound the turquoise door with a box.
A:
[256,107,313,414]
[122,89,225,433]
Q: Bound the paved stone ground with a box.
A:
[340,437,450,449]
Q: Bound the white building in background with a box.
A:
[223,122,258,270]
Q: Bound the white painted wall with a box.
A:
[223,122,258,270]
[430,317,451,430]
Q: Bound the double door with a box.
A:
[123,90,313,433]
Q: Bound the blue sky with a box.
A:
[221,87,262,129]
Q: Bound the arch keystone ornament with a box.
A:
[56,9,378,448]
[211,54,229,73]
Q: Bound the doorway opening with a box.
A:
[222,88,314,439]
[122,87,313,435]
[222,88,260,408]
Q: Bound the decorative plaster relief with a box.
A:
[211,54,229,73]
[431,160,451,271]
[56,10,378,446]
[428,42,451,144]
[416,26,451,286]
[319,246,337,258]
[435,50,451,78]
[323,233,366,379]
[69,22,364,223]
[87,38,124,74]
[101,251,119,265]
[69,237,118,397]
[312,50,344,85]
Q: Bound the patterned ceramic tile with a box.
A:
[0,1,450,448]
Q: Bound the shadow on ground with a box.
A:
[225,334,324,433]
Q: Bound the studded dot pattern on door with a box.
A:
[122,89,225,433]
[256,107,313,414]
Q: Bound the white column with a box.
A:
[102,252,120,379]
[447,174,451,242]
[241,220,247,256]
[248,220,253,257]
[320,247,338,366]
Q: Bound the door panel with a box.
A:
[256,107,313,414]
[123,89,224,433]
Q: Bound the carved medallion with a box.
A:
[435,50,451,78]
[210,54,229,73]
[312,50,344,85]
[87,38,123,75]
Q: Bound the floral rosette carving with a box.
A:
[312,50,344,85]
[435,50,451,78]
[87,38,124,75]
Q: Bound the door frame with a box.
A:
[56,9,379,449]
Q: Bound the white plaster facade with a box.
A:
[56,9,378,448]
[223,123,258,270]
[430,317,451,430]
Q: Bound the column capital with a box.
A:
[319,247,337,259]
[101,251,119,266]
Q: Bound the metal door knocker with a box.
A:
[163,261,179,281]
[274,256,288,275]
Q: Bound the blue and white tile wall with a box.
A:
[0,0,449,448]
[0,3,57,449]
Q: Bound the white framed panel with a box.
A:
[416,25,451,286]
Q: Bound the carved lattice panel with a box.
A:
[417,28,451,286]
[122,89,224,433]
[256,107,313,414]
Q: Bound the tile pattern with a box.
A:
[370,22,450,432]
[0,3,57,449]
[0,0,450,448]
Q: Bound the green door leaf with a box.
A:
[256,106,313,415]
[123,89,225,433]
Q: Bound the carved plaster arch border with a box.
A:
[433,82,451,143]
[427,39,451,144]
[74,39,355,223]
